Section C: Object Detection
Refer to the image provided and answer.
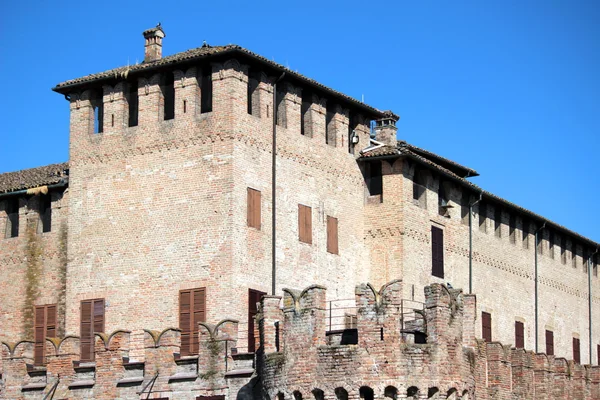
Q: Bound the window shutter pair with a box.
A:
[34,305,57,365]
[247,188,261,229]
[179,288,206,356]
[482,312,492,342]
[515,321,524,349]
[545,330,554,355]
[248,289,266,353]
[431,226,444,278]
[327,216,338,255]
[80,299,105,362]
[298,205,312,244]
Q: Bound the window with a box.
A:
[545,330,554,355]
[200,68,213,113]
[478,202,487,233]
[127,81,139,127]
[276,87,286,127]
[348,115,359,154]
[438,182,448,217]
[326,106,335,146]
[460,193,470,226]
[515,321,524,349]
[548,231,555,259]
[494,207,502,238]
[247,68,260,116]
[92,90,104,134]
[509,214,516,244]
[431,226,444,278]
[34,304,57,365]
[594,254,598,277]
[572,242,578,268]
[365,161,382,197]
[247,188,261,230]
[482,312,492,342]
[5,198,19,238]
[163,71,175,120]
[536,226,544,255]
[298,204,312,244]
[248,289,266,352]
[179,288,206,356]
[301,90,312,137]
[546,330,554,356]
[413,169,427,208]
[573,337,581,363]
[561,236,567,264]
[522,218,529,249]
[327,216,339,255]
[80,298,105,361]
[38,195,51,233]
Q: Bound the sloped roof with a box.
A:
[360,141,599,248]
[0,163,69,194]
[52,44,391,119]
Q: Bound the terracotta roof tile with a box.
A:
[0,162,69,194]
[359,145,398,158]
[52,44,388,118]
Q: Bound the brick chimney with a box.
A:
[374,111,400,146]
[143,24,166,62]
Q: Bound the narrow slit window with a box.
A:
[515,321,524,349]
[560,236,567,264]
[479,202,487,233]
[247,68,261,116]
[127,81,139,127]
[201,68,213,113]
[348,115,359,154]
[461,193,470,226]
[276,87,286,127]
[163,71,175,120]
[572,242,578,268]
[522,218,529,249]
[509,214,516,243]
[494,207,501,237]
[39,195,51,233]
[548,231,555,259]
[301,90,312,137]
[413,169,426,207]
[482,312,492,342]
[325,106,335,146]
[545,330,554,355]
[183,100,187,114]
[583,248,589,273]
[92,91,104,134]
[5,198,19,238]
[573,337,581,363]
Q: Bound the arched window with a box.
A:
[312,389,324,400]
[359,386,373,400]
[334,387,348,400]
[384,386,398,400]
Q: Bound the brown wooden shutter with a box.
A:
[482,312,492,342]
[515,321,524,349]
[431,226,444,278]
[179,288,206,356]
[80,299,104,362]
[573,337,580,363]
[247,188,261,229]
[545,330,554,355]
[298,204,312,244]
[248,289,266,353]
[327,216,338,255]
[34,306,45,365]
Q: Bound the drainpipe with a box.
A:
[534,222,546,353]
[468,191,483,294]
[271,72,285,296]
[590,248,598,364]
[0,179,69,200]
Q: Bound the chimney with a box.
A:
[374,111,400,146]
[143,24,166,62]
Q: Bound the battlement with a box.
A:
[258,281,600,400]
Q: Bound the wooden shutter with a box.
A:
[431,226,444,278]
[545,330,554,355]
[247,188,261,229]
[298,204,312,244]
[179,288,206,356]
[327,216,338,255]
[573,337,580,363]
[34,304,57,365]
[482,312,492,342]
[80,299,104,362]
[515,321,524,349]
[248,289,266,353]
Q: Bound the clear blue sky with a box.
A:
[0,1,598,242]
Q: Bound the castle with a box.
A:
[0,25,598,399]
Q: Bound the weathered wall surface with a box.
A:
[394,164,600,365]
[0,190,68,341]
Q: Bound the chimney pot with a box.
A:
[143,24,166,62]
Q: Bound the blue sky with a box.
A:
[0,1,598,242]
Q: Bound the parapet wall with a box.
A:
[0,321,241,400]
[257,281,600,400]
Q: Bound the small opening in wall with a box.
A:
[380,327,384,341]
[111,114,114,127]
[183,100,187,114]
